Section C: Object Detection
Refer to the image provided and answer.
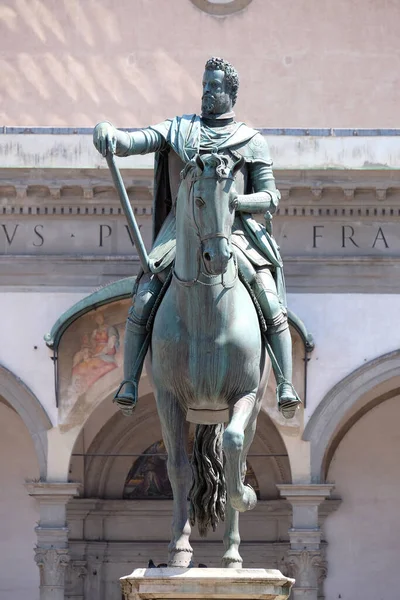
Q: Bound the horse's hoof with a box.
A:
[221,551,243,569]
[168,547,193,568]
[230,485,257,512]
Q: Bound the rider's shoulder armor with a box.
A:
[229,132,272,166]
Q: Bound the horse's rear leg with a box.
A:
[223,394,259,513]
[156,391,193,567]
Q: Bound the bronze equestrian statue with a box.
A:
[93,57,300,568]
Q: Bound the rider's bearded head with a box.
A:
[201,57,239,117]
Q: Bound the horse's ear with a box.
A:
[232,156,245,177]
[195,154,204,172]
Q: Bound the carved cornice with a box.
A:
[26,481,82,499]
[0,171,400,218]
[277,484,334,502]
[276,204,400,218]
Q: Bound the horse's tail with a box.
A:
[189,423,226,537]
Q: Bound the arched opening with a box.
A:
[303,351,400,599]
[323,393,400,599]
[303,349,400,482]
[0,365,51,599]
[0,397,40,599]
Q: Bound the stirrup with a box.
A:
[113,379,138,417]
[277,382,302,420]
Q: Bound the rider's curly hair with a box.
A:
[204,57,239,106]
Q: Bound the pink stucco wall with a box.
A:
[0,0,398,128]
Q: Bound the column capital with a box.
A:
[277,484,334,505]
[284,549,327,591]
[35,547,70,591]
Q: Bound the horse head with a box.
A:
[184,153,244,276]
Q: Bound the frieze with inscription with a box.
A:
[0,218,152,255]
[1,217,400,257]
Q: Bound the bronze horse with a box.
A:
[151,154,270,567]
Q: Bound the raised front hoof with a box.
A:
[113,380,138,417]
[168,548,193,568]
[229,485,257,513]
[221,550,243,569]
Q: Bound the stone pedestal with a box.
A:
[120,568,294,600]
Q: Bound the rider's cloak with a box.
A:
[147,114,286,307]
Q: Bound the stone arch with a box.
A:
[303,349,400,482]
[82,394,291,499]
[0,362,51,478]
[48,276,310,482]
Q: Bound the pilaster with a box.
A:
[277,484,334,600]
[26,482,82,600]
[84,542,108,600]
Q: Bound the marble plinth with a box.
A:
[120,568,294,600]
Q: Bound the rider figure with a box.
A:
[93,57,300,419]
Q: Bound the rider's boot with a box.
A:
[113,273,163,416]
[113,318,149,417]
[251,269,301,419]
[267,317,300,419]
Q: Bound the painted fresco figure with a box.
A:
[93,57,300,419]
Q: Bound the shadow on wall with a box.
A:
[0,0,200,126]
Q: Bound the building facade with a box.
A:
[1,2,400,599]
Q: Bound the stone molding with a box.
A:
[120,568,293,600]
[26,482,83,539]
[303,349,400,482]
[1,178,400,216]
[2,133,400,170]
[26,481,82,499]
[67,497,340,529]
[1,254,400,293]
[277,484,335,503]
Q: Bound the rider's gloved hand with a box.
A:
[93,121,118,156]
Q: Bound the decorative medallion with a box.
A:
[189,0,253,16]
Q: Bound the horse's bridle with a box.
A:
[173,172,238,288]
